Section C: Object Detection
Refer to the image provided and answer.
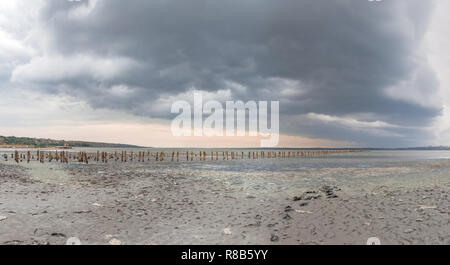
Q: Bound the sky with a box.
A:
[0,0,449,148]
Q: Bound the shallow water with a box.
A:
[1,150,449,196]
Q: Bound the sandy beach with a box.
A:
[0,150,449,245]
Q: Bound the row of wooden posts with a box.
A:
[3,150,367,164]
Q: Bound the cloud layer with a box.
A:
[2,0,448,147]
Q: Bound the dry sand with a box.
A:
[0,158,449,245]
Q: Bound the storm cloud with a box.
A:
[8,0,444,147]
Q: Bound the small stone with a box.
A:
[105,234,113,240]
[92,203,102,207]
[223,228,232,235]
[51,232,66,238]
[151,198,158,202]
[0,216,7,222]
[283,214,292,220]
[270,234,279,242]
[299,202,308,207]
[109,238,122,245]
[284,206,293,212]
[404,229,415,234]
[417,205,437,210]
[295,210,312,214]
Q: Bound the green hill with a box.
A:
[0,135,143,148]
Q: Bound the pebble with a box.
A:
[295,210,312,214]
[223,228,232,235]
[109,238,122,245]
[284,206,293,212]
[0,215,7,222]
[283,214,292,220]
[270,234,279,242]
[51,232,67,238]
[417,205,437,210]
[404,229,415,234]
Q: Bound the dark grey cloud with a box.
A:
[11,0,441,146]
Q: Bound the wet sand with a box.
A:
[0,156,449,245]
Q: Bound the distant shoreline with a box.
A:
[0,135,143,149]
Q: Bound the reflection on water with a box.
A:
[1,150,449,196]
